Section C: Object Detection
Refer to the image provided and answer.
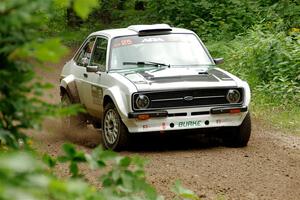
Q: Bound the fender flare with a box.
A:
[60,75,80,103]
[103,86,129,119]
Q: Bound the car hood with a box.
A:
[116,67,238,91]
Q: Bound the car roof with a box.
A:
[89,24,194,39]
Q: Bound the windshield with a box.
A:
[110,34,213,70]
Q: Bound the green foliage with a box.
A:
[57,144,162,199]
[53,0,99,19]
[147,0,300,41]
[171,180,200,200]
[0,0,84,149]
[146,0,261,41]
[11,38,69,63]
[208,25,300,106]
[73,0,100,19]
[58,143,87,177]
[0,151,99,200]
[250,96,300,134]
[0,145,201,200]
[57,0,298,42]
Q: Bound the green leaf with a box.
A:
[70,162,79,177]
[74,151,86,162]
[131,156,147,168]
[99,149,118,161]
[42,154,57,168]
[10,38,68,63]
[33,38,68,62]
[57,155,69,163]
[119,157,131,167]
[0,152,42,173]
[171,180,199,200]
[0,130,18,149]
[144,185,159,200]
[62,143,76,157]
[102,177,113,187]
[73,0,99,19]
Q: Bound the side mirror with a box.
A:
[213,58,224,65]
[81,57,89,67]
[86,65,99,72]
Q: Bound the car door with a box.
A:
[72,37,96,107]
[81,36,109,118]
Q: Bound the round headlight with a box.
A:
[226,89,241,103]
[136,94,150,109]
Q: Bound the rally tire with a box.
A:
[223,112,251,147]
[102,102,129,151]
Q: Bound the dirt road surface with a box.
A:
[32,53,300,200]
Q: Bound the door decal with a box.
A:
[91,85,103,105]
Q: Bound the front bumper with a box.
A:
[123,106,248,133]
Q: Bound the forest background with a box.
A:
[0,0,299,199]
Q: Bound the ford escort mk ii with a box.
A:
[60,24,251,150]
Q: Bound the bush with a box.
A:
[208,25,300,106]
[0,144,200,200]
[147,0,262,41]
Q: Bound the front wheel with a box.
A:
[222,112,252,147]
[102,103,129,151]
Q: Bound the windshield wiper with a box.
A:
[172,64,215,67]
[123,61,170,68]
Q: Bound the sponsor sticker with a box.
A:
[142,37,164,43]
[113,39,133,48]
[160,122,166,130]
[91,85,103,105]
[121,39,133,46]
[143,125,149,129]
[178,120,201,127]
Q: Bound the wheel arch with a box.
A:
[103,87,129,119]
[60,86,68,97]
[103,95,115,111]
[60,75,80,103]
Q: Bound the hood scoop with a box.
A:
[208,69,233,81]
[138,71,219,83]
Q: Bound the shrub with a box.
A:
[208,25,300,106]
[0,145,200,200]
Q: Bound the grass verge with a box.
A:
[251,92,300,135]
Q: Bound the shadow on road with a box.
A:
[66,128,223,151]
[127,131,222,152]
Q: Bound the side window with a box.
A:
[90,37,108,71]
[75,37,96,66]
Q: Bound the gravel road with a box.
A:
[32,54,300,200]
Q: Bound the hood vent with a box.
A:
[138,72,219,83]
[209,69,233,81]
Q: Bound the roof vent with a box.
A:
[127,24,172,35]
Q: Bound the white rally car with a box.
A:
[60,24,251,150]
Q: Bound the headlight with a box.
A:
[226,89,241,103]
[135,94,150,109]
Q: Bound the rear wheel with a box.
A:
[61,93,86,129]
[102,102,129,151]
[223,112,251,147]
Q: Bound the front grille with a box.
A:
[132,88,243,111]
